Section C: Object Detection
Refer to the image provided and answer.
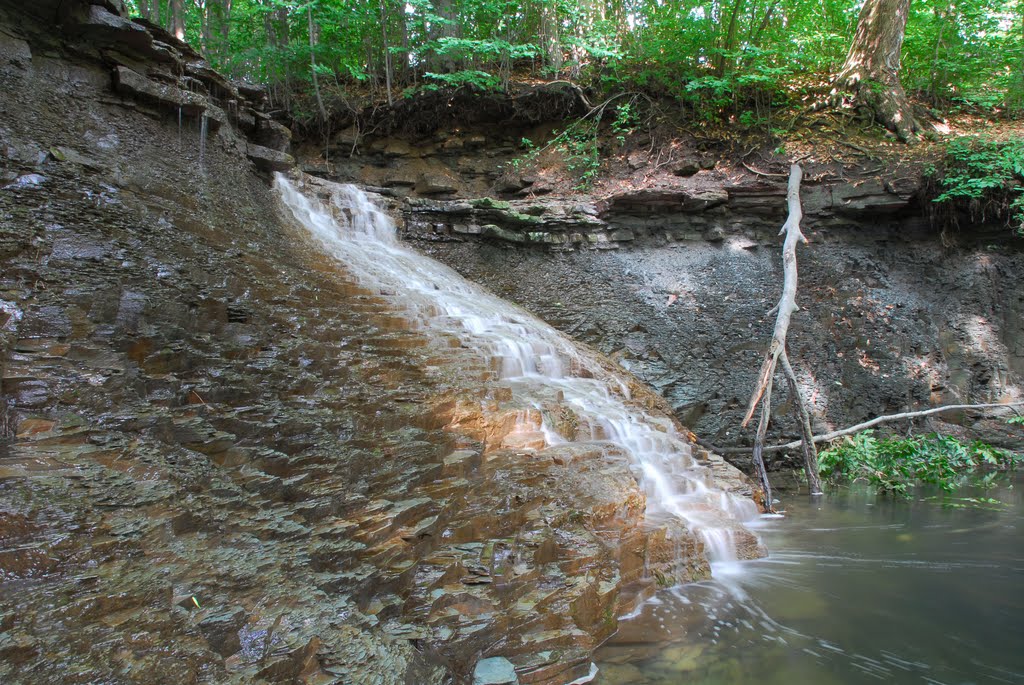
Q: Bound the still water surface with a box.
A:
[595,475,1024,684]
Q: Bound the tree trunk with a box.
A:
[715,0,744,76]
[742,165,820,508]
[379,0,394,106]
[216,0,231,63]
[199,0,211,56]
[308,7,328,123]
[171,0,185,41]
[541,1,563,73]
[831,0,917,141]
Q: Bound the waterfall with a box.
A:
[199,113,208,169]
[273,173,761,566]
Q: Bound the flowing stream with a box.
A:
[273,173,760,564]
[595,475,1024,684]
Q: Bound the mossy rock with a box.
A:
[470,197,511,210]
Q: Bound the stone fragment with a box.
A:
[416,171,461,195]
[113,65,207,115]
[246,143,294,172]
[474,656,519,684]
[669,156,701,176]
[0,32,31,67]
[680,188,728,211]
[198,606,247,656]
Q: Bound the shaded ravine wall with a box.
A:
[395,191,1024,466]
[0,3,763,684]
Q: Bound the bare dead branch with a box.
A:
[701,401,1024,455]
[739,163,817,510]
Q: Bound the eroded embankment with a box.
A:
[0,3,762,684]
[393,182,1024,464]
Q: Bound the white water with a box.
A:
[274,173,760,565]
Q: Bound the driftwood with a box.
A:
[703,402,1024,455]
[742,164,822,507]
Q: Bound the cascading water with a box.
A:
[199,113,208,169]
[273,173,761,568]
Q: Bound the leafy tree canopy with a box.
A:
[128,0,1024,125]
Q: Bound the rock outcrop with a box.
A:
[0,3,761,684]
[399,176,924,250]
[1,0,293,174]
[409,217,1024,461]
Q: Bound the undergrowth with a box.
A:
[507,99,640,190]
[927,135,1024,236]
[819,429,1022,496]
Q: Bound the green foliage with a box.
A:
[819,430,1022,495]
[131,0,1024,128]
[931,136,1024,234]
[422,70,502,92]
[1008,415,1024,426]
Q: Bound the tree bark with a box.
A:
[308,6,328,123]
[742,164,820,507]
[715,0,744,76]
[171,0,185,41]
[540,1,563,73]
[830,0,918,141]
[379,0,394,106]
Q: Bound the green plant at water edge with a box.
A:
[930,136,1024,236]
[819,430,1022,495]
[1008,415,1024,426]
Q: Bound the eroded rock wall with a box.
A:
[401,193,1024,464]
[0,4,761,684]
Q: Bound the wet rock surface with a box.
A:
[0,3,761,683]
[410,230,1024,462]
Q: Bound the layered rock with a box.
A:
[0,4,761,684]
[0,0,293,173]
[399,177,924,251]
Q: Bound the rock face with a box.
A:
[399,177,923,251]
[0,0,292,174]
[0,3,760,684]
[409,223,1024,461]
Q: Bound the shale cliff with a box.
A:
[0,3,761,684]
[297,130,1023,459]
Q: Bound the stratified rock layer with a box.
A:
[0,3,760,684]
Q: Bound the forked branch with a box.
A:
[743,164,822,507]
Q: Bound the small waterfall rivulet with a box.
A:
[273,173,762,569]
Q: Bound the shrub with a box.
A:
[819,430,1022,495]
[929,136,1024,236]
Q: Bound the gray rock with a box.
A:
[474,657,519,684]
[113,65,208,116]
[246,143,294,172]
[198,606,247,656]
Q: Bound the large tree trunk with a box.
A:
[715,0,744,76]
[170,0,185,41]
[831,0,918,141]
[308,7,328,123]
[540,1,563,73]
[379,0,394,106]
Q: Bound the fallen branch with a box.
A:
[741,163,821,505]
[742,162,789,178]
[699,401,1024,455]
[512,80,594,110]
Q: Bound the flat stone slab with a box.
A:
[474,656,519,684]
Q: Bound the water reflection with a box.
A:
[596,475,1024,684]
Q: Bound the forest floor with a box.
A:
[513,104,1024,205]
